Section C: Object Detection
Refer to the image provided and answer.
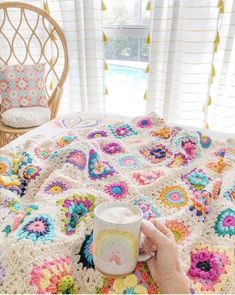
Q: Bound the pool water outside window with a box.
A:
[105,60,148,117]
[103,0,150,117]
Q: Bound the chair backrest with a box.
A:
[0,2,69,118]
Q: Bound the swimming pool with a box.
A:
[105,64,147,116]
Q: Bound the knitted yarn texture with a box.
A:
[0,112,234,293]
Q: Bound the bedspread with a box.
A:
[0,112,234,294]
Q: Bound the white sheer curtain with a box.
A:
[1,0,105,114]
[209,0,235,132]
[146,0,235,133]
[54,0,105,113]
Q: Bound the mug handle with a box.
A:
[137,234,156,262]
[137,251,155,262]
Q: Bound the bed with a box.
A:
[0,111,234,293]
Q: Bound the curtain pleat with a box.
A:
[147,0,235,133]
[146,0,219,128]
[209,0,235,132]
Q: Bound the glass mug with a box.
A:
[93,202,152,276]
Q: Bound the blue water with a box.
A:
[106,64,147,90]
[105,64,147,116]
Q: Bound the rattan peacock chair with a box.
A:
[0,2,68,147]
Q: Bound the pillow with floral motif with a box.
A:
[0,63,48,113]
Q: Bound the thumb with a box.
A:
[141,219,168,248]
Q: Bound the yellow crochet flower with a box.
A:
[112,274,148,294]
[13,156,23,173]
[0,175,20,187]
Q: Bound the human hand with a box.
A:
[141,219,190,294]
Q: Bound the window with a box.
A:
[103,0,150,117]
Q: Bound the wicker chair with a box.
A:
[0,2,68,147]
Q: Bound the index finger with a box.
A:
[141,219,168,248]
[149,218,176,242]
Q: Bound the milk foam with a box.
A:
[98,206,140,223]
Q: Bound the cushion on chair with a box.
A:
[1,107,51,128]
[0,63,48,113]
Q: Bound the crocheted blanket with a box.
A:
[0,113,234,294]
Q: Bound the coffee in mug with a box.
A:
[93,202,151,276]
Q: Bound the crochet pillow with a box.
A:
[0,63,48,113]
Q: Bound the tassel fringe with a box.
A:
[146,0,151,11]
[102,1,107,11]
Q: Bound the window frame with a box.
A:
[104,25,149,38]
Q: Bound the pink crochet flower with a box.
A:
[115,127,129,136]
[104,181,128,199]
[189,250,222,281]
[102,142,123,154]
[132,171,163,185]
[30,256,78,294]
[27,220,46,232]
[136,118,154,129]
[182,140,196,160]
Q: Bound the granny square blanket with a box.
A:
[0,112,234,294]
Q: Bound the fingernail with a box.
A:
[141,219,149,225]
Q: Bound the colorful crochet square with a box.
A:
[175,135,197,160]
[76,231,94,269]
[207,157,230,174]
[34,147,51,160]
[44,180,70,195]
[213,208,235,237]
[159,185,188,208]
[3,202,38,236]
[187,244,232,292]
[0,175,20,191]
[88,149,116,180]
[136,117,154,129]
[0,261,5,286]
[87,130,108,139]
[65,149,86,170]
[215,148,226,158]
[132,170,164,185]
[197,132,212,149]
[118,155,140,170]
[165,220,190,244]
[167,153,188,168]
[29,256,78,294]
[108,124,137,139]
[181,168,211,193]
[48,151,59,161]
[97,263,160,294]
[223,184,235,202]
[16,214,55,243]
[132,195,160,219]
[151,127,171,139]
[56,193,95,235]
[182,139,197,160]
[18,152,33,169]
[0,156,13,176]
[57,135,77,148]
[189,191,211,222]
[140,144,172,164]
[104,181,128,200]
[22,165,42,180]
[101,142,124,155]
